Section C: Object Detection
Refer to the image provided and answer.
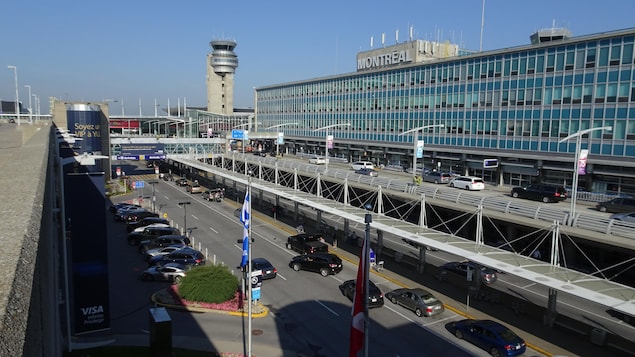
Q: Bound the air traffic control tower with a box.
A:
[206,39,238,115]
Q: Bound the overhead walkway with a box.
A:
[171,155,635,318]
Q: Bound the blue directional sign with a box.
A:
[134,181,145,189]
[232,129,249,140]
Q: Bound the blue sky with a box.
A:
[1,0,634,115]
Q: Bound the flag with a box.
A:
[239,192,250,268]
[349,235,367,357]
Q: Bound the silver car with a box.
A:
[143,244,188,261]
[423,171,452,184]
[141,263,189,283]
[610,211,635,223]
[385,288,444,317]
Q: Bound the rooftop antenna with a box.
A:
[370,36,374,49]
[381,32,385,47]
[480,0,485,51]
[396,29,399,44]
[409,25,414,42]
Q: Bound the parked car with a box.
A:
[143,244,188,261]
[385,288,444,317]
[162,173,173,181]
[338,279,384,308]
[442,261,498,285]
[596,197,635,213]
[308,156,327,165]
[350,161,374,171]
[423,171,452,184]
[355,168,378,177]
[138,235,190,254]
[449,176,485,191]
[127,217,170,232]
[609,211,635,223]
[288,252,342,276]
[175,178,189,186]
[451,319,526,357]
[128,226,181,246]
[114,207,148,222]
[202,188,224,202]
[141,263,190,283]
[149,247,206,267]
[186,183,204,194]
[510,183,567,203]
[125,210,159,223]
[130,222,171,234]
[110,202,141,214]
[251,258,278,280]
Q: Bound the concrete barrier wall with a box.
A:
[0,123,51,356]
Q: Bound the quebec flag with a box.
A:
[239,192,250,268]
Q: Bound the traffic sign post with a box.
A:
[483,159,499,168]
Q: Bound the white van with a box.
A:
[350,161,374,171]
[449,176,485,191]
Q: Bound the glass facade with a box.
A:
[256,28,635,194]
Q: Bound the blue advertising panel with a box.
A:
[118,144,166,160]
[65,172,110,334]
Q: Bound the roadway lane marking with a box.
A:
[315,299,339,316]
[191,214,199,220]
[208,226,219,234]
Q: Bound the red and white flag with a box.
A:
[349,236,368,356]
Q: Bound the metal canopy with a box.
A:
[176,156,635,318]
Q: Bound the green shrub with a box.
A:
[177,265,239,304]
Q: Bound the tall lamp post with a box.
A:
[24,84,32,124]
[7,65,20,125]
[558,126,612,226]
[178,201,192,236]
[147,181,159,212]
[399,124,445,176]
[266,122,299,157]
[313,123,351,173]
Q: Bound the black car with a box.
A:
[510,183,567,203]
[109,202,141,214]
[126,217,170,232]
[289,252,342,276]
[114,207,148,222]
[149,247,206,267]
[251,258,278,280]
[442,261,498,285]
[125,210,159,223]
[451,319,526,357]
[128,226,181,246]
[338,279,384,308]
[138,235,190,254]
[175,178,189,186]
[596,197,635,213]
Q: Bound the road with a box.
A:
[97,176,579,356]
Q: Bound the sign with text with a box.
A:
[415,140,424,159]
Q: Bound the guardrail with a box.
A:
[201,153,634,239]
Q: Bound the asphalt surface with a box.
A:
[98,178,633,357]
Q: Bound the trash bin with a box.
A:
[149,307,172,356]
[590,328,607,346]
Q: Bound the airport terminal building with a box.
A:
[255,27,635,195]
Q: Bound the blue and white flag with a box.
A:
[239,192,250,268]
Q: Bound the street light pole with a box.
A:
[399,124,445,176]
[363,206,372,357]
[313,123,351,173]
[178,201,192,236]
[7,65,20,125]
[148,181,159,212]
[558,126,612,226]
[266,123,299,158]
[24,84,32,124]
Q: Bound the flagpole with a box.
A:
[247,174,253,357]
[363,210,371,357]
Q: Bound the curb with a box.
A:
[150,290,270,318]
